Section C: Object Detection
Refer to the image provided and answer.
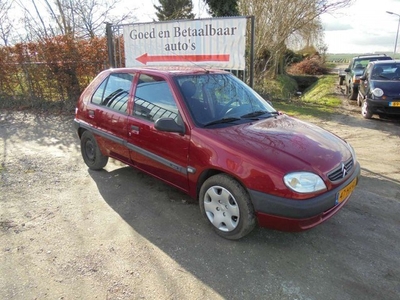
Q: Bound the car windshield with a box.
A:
[175,73,276,127]
[371,63,400,80]
[352,57,392,73]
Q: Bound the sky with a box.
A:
[131,0,400,55]
[321,0,400,54]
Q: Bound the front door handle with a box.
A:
[88,110,95,118]
[129,125,139,136]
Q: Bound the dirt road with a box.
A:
[1,96,399,299]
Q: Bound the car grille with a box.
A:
[328,158,354,182]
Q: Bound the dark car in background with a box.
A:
[344,54,392,100]
[74,67,360,240]
[358,60,400,119]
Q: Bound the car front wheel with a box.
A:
[357,93,363,107]
[348,85,357,100]
[80,130,108,170]
[199,174,256,240]
[361,101,373,119]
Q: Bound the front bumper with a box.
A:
[248,161,360,231]
[366,98,400,116]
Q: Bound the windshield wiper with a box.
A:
[377,75,389,80]
[240,111,279,118]
[204,117,241,127]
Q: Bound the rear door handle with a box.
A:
[88,110,95,118]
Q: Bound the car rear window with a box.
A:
[91,73,134,113]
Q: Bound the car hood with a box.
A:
[206,114,352,176]
[370,80,400,96]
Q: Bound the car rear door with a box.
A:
[126,72,191,192]
[88,72,135,163]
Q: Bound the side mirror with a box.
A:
[344,68,351,72]
[359,75,367,81]
[155,118,185,134]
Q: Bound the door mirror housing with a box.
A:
[155,118,185,134]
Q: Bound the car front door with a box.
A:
[360,64,373,97]
[127,72,191,192]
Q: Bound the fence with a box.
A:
[0,36,108,109]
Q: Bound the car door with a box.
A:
[126,72,191,192]
[360,64,373,97]
[88,72,135,163]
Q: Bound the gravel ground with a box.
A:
[1,93,400,299]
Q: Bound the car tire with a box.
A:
[357,93,363,107]
[80,130,108,170]
[361,101,373,119]
[199,174,256,240]
[348,85,357,100]
[339,77,344,85]
[378,114,387,119]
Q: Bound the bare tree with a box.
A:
[15,0,136,40]
[0,0,13,45]
[69,0,136,39]
[238,0,354,77]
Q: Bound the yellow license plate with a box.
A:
[389,102,400,107]
[336,178,357,204]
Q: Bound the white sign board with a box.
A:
[123,17,247,70]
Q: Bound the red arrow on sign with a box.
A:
[136,53,230,65]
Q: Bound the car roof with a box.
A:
[107,66,230,76]
[352,54,390,59]
[369,60,400,65]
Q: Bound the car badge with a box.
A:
[341,163,347,178]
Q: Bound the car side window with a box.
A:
[133,74,179,123]
[91,73,134,114]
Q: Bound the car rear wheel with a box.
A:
[199,174,256,240]
[81,130,108,170]
[361,101,373,119]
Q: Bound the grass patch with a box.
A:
[272,100,333,120]
[269,74,342,120]
[301,75,341,108]
[256,74,298,100]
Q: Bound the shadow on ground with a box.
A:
[88,163,400,300]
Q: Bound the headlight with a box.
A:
[347,141,357,163]
[372,88,384,97]
[284,172,327,193]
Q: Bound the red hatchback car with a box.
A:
[74,67,360,239]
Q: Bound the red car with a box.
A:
[74,67,360,240]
